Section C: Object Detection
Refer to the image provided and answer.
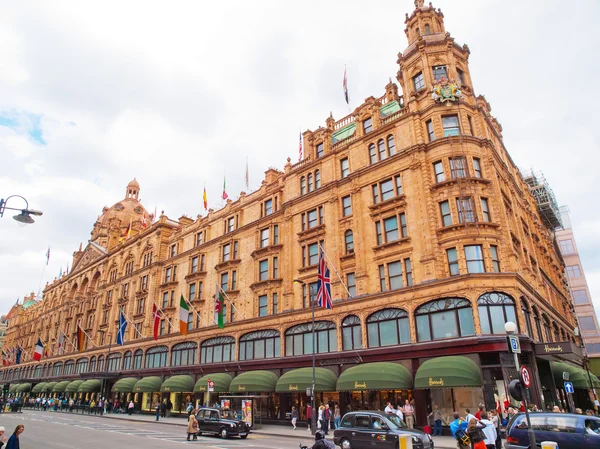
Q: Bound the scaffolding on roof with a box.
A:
[521,170,563,230]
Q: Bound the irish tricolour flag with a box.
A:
[179,295,189,336]
[33,338,44,361]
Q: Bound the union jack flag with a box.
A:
[316,249,333,309]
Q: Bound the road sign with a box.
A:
[563,371,569,381]
[564,382,574,394]
[509,336,521,354]
[521,366,531,388]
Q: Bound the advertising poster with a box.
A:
[220,399,231,410]
[241,399,253,427]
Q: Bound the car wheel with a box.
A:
[340,438,352,449]
[240,434,248,439]
[220,428,228,439]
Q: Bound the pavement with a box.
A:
[99,411,458,448]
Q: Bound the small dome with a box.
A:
[128,178,140,190]
[22,299,38,310]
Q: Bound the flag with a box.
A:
[153,204,158,222]
[46,247,51,265]
[15,347,22,364]
[57,330,65,355]
[298,130,303,161]
[179,295,190,336]
[76,323,85,351]
[214,286,224,329]
[59,266,63,278]
[141,214,148,229]
[343,67,349,104]
[44,342,49,357]
[33,338,44,361]
[316,249,333,309]
[222,176,228,200]
[203,186,208,210]
[120,219,132,242]
[245,159,249,190]
[1,351,6,367]
[152,304,160,340]
[116,311,127,345]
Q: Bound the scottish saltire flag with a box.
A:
[15,347,22,364]
[116,311,127,345]
[343,67,349,104]
[316,249,333,309]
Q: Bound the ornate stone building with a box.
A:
[3,0,595,422]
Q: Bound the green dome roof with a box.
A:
[22,299,38,310]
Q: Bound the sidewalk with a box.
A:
[100,412,457,448]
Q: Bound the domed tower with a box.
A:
[90,179,149,250]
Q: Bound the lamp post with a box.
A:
[0,195,43,224]
[505,321,536,448]
[98,330,112,413]
[294,279,316,435]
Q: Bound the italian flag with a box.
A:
[33,338,44,361]
[179,295,189,336]
[214,288,225,329]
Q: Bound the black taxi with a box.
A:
[195,408,250,439]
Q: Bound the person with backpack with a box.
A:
[467,418,487,449]
[450,412,470,449]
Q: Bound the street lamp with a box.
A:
[505,321,536,448]
[98,329,113,412]
[0,195,43,224]
[293,279,316,435]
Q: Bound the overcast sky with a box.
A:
[1,0,599,327]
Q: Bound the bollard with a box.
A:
[398,434,413,449]
[541,442,558,449]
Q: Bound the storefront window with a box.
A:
[145,346,168,368]
[201,336,235,364]
[367,308,410,347]
[122,351,132,370]
[477,292,517,335]
[171,342,197,366]
[239,330,280,360]
[342,315,362,350]
[133,350,142,370]
[429,388,484,424]
[415,298,474,342]
[285,321,337,356]
[107,353,122,372]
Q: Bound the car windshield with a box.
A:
[221,410,237,419]
[385,414,408,429]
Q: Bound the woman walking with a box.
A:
[5,425,24,449]
[187,409,198,441]
[334,404,341,429]
[291,406,298,430]
[467,418,486,449]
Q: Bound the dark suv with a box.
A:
[195,408,251,439]
[506,412,600,449]
[333,411,434,449]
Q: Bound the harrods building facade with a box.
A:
[3,0,591,424]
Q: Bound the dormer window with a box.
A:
[413,72,425,91]
[363,117,373,134]
[433,65,447,82]
[315,142,324,158]
[424,24,431,35]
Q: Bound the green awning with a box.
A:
[112,377,139,393]
[161,375,194,393]
[194,373,232,393]
[17,383,32,393]
[78,379,102,393]
[230,370,278,393]
[65,380,84,393]
[9,384,20,393]
[276,368,337,393]
[380,100,401,117]
[44,382,57,393]
[53,380,71,393]
[553,362,595,389]
[31,382,48,393]
[133,376,163,393]
[331,123,357,143]
[415,356,482,389]
[592,373,600,388]
[590,358,600,377]
[337,362,413,391]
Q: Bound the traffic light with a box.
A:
[508,379,523,402]
[2,383,9,394]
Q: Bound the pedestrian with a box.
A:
[334,404,341,429]
[552,405,560,413]
[186,402,194,416]
[384,402,395,414]
[0,426,6,449]
[5,425,24,449]
[479,412,497,449]
[429,404,443,436]
[155,402,161,421]
[467,418,487,449]
[167,399,173,417]
[395,405,404,423]
[465,408,476,423]
[403,399,415,429]
[318,405,324,430]
[450,412,469,449]
[323,404,331,435]
[161,400,167,418]
[128,400,134,415]
[291,406,298,430]
[475,404,485,420]
[306,404,313,432]
[187,409,198,441]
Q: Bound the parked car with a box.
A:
[506,412,600,449]
[195,408,251,439]
[333,411,434,449]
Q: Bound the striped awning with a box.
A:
[111,377,139,393]
[133,376,162,393]
[53,380,71,392]
[160,375,194,393]
[31,382,48,393]
[78,379,102,393]
[65,380,84,393]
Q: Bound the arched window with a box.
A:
[64,360,75,375]
[285,321,337,356]
[315,170,321,189]
[521,299,533,337]
[145,346,168,368]
[171,342,197,366]
[34,365,42,378]
[307,173,313,192]
[76,358,88,374]
[532,306,543,342]
[342,315,362,351]
[201,336,235,364]
[387,135,396,156]
[477,292,517,335]
[89,356,97,372]
[542,314,552,342]
[133,349,143,370]
[415,298,474,342]
[107,353,121,372]
[52,362,63,377]
[345,230,354,254]
[97,355,105,371]
[239,330,280,361]
[552,323,560,342]
[300,176,306,195]
[367,308,410,347]
[424,24,431,34]
[378,139,386,161]
[369,144,377,164]
[122,351,132,370]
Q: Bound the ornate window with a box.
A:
[285,321,337,356]
[171,342,197,366]
[89,356,97,372]
[542,315,552,342]
[478,292,517,335]
[239,330,280,361]
[63,360,75,375]
[532,306,543,342]
[122,351,132,370]
[344,230,354,254]
[52,362,63,377]
[521,299,533,337]
[367,308,410,347]
[342,315,362,351]
[133,349,142,370]
[415,298,475,342]
[107,353,122,372]
[97,355,105,372]
[34,365,42,378]
[145,346,168,368]
[201,336,235,364]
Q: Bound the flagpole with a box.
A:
[184,296,203,327]
[56,328,76,352]
[217,284,245,320]
[153,302,177,334]
[121,310,144,339]
[317,242,352,298]
[78,321,100,348]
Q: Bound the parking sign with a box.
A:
[509,336,521,354]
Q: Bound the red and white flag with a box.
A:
[298,130,303,161]
[152,304,160,340]
[222,176,229,200]
[57,331,65,355]
[33,338,44,361]
[343,67,349,104]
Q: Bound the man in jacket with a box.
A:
[479,412,497,449]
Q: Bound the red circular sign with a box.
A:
[521,366,531,388]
